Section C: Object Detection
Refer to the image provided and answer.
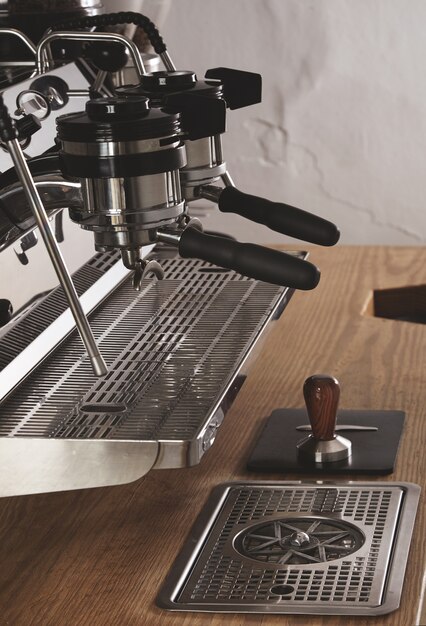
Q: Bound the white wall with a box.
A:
[159,0,426,246]
[3,1,423,319]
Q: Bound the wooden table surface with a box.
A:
[0,246,425,626]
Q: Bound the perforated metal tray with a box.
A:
[158,481,420,615]
[0,248,298,496]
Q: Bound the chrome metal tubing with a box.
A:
[5,138,107,377]
[36,31,146,77]
[215,135,236,187]
[156,218,202,246]
[214,135,233,188]
[213,134,223,163]
[91,69,107,93]
[160,50,176,72]
[67,90,91,98]
[77,58,114,97]
[156,227,182,246]
[221,170,235,187]
[0,28,37,56]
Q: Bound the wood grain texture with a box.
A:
[0,246,424,626]
[303,374,340,439]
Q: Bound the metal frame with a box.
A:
[157,481,421,615]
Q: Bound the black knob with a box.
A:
[87,43,129,73]
[86,97,150,121]
[16,114,42,140]
[140,71,197,92]
[205,67,262,109]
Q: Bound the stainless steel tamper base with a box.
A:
[297,434,352,463]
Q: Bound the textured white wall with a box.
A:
[160,0,426,245]
[3,2,424,316]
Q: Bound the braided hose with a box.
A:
[51,11,167,54]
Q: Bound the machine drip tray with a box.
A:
[158,481,420,615]
[0,249,298,496]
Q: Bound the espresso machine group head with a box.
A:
[57,96,186,288]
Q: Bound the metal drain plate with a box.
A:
[158,481,420,615]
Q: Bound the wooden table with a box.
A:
[0,246,424,626]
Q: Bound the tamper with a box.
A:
[297,374,352,463]
[248,373,404,474]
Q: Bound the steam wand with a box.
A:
[0,95,107,377]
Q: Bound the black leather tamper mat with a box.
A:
[249,375,405,474]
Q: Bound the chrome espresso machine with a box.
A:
[0,7,339,496]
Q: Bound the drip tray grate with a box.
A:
[158,481,420,615]
[0,250,298,495]
[0,251,292,448]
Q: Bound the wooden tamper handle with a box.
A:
[298,374,351,463]
[303,374,340,440]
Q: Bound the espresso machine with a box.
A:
[0,6,340,497]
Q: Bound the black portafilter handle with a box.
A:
[178,227,320,290]
[216,186,340,246]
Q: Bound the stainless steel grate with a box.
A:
[0,250,291,452]
[158,482,420,615]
